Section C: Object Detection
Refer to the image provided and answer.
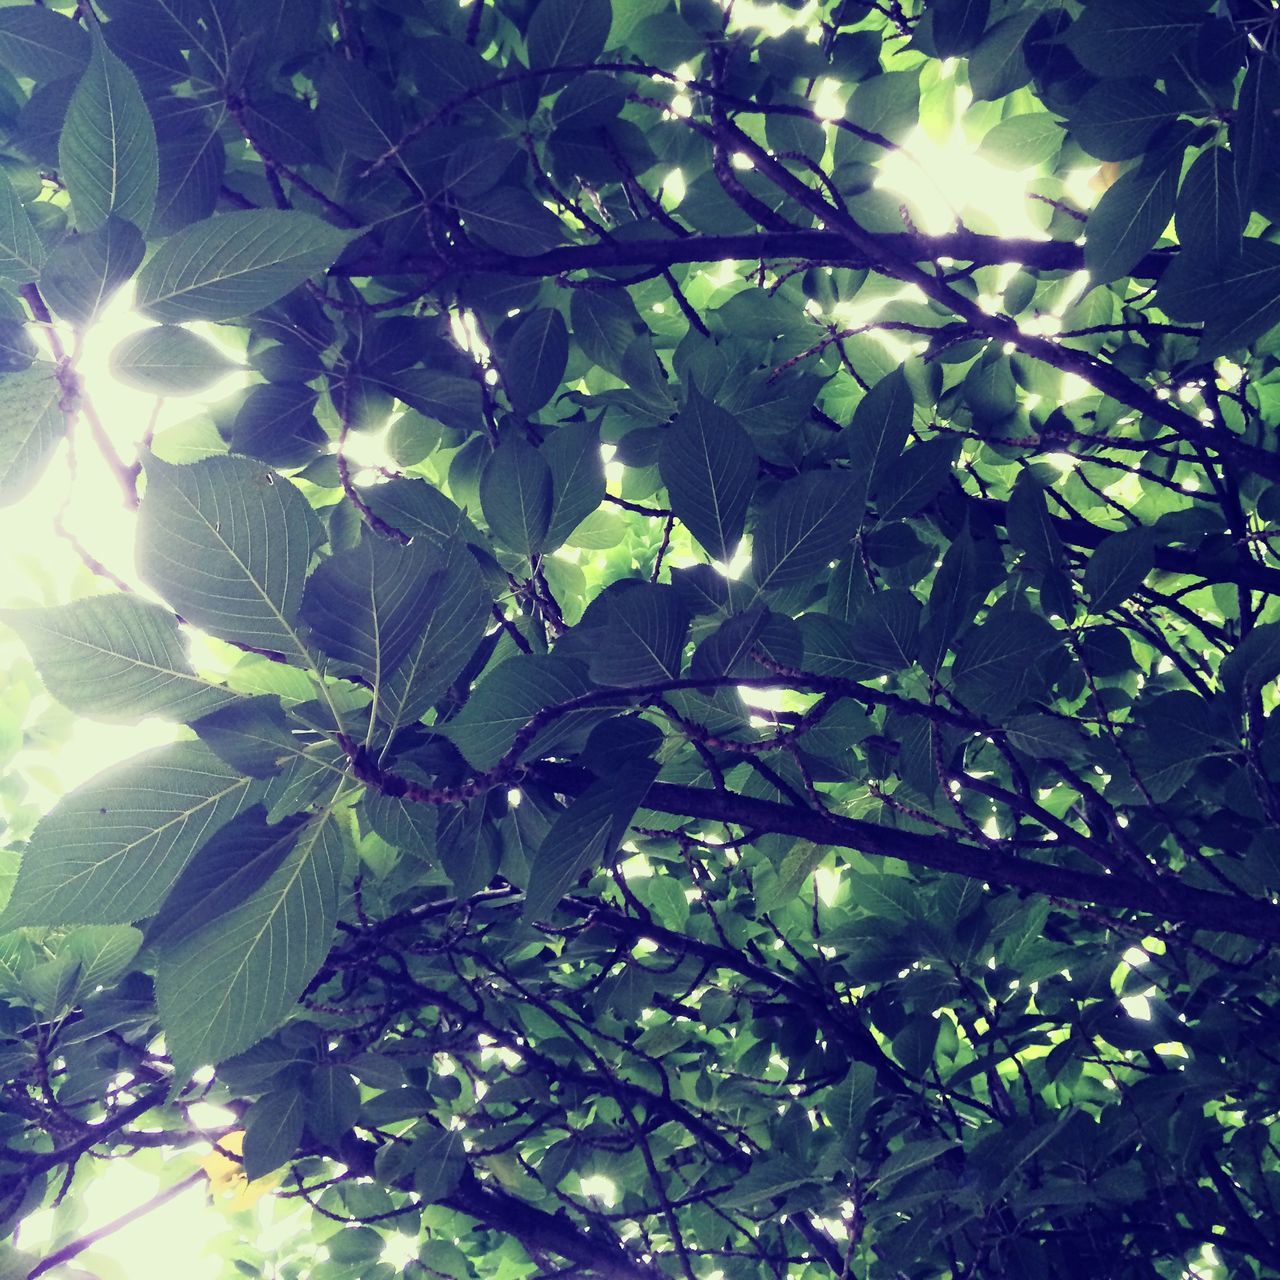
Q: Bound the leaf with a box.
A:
[967,11,1035,102]
[1158,239,1280,355]
[500,308,568,413]
[845,590,922,673]
[58,30,158,232]
[1231,54,1280,212]
[951,609,1061,715]
[480,437,553,558]
[361,792,437,863]
[752,471,857,594]
[410,1127,467,1202]
[849,367,913,521]
[0,7,88,82]
[301,535,448,687]
[152,100,226,235]
[109,325,237,394]
[145,808,309,950]
[192,697,295,778]
[306,1065,360,1143]
[0,363,66,509]
[0,169,44,282]
[379,369,481,431]
[242,1090,305,1180]
[873,437,960,520]
[931,0,989,57]
[1084,156,1178,285]
[544,420,606,551]
[231,382,326,468]
[523,761,657,919]
[659,388,757,562]
[0,594,237,722]
[458,187,565,256]
[0,742,257,928]
[445,654,595,770]
[376,552,491,733]
[1175,146,1243,269]
[718,1155,815,1209]
[1068,80,1178,162]
[135,211,354,322]
[589,584,689,686]
[980,113,1062,169]
[157,804,347,1078]
[1006,472,1067,578]
[39,217,145,325]
[1083,528,1154,613]
[526,0,613,72]
[1064,0,1201,77]
[137,454,318,655]
[62,925,143,994]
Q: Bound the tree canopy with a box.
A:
[1,0,1280,1276]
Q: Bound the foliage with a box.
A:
[0,0,1278,1277]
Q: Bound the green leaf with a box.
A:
[718,1154,815,1209]
[307,1065,360,1143]
[931,0,989,58]
[192,697,296,778]
[1231,54,1280,212]
[659,388,757,562]
[1068,81,1177,162]
[61,925,143,993]
[0,169,44,282]
[1083,528,1154,613]
[242,1089,305,1180]
[1084,156,1178,285]
[844,590,922,673]
[500,308,568,413]
[458,187,565,256]
[40,217,145,325]
[445,654,595,770]
[379,370,481,431]
[109,325,237,394]
[59,30,158,232]
[544,421,606,551]
[1158,239,1280,355]
[157,804,347,1078]
[0,7,88,82]
[951,609,1061,715]
[1064,0,1200,77]
[137,454,318,655]
[135,211,354,322]
[301,535,448,686]
[849,367,913,521]
[873,437,959,520]
[752,471,857,594]
[152,100,226,235]
[376,552,491,733]
[588,584,689,686]
[980,113,1063,169]
[523,760,657,920]
[480,437,553,558]
[410,1127,467,1202]
[1175,146,1243,269]
[967,11,1035,102]
[0,363,66,508]
[526,0,613,72]
[0,742,257,928]
[0,594,237,722]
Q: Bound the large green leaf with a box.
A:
[588,584,689,687]
[1084,155,1178,285]
[523,760,657,920]
[0,743,257,928]
[301,534,448,688]
[156,805,347,1078]
[1,594,237,722]
[0,7,88,82]
[752,471,857,593]
[135,211,354,322]
[0,169,44,282]
[39,217,145,325]
[479,436,553,558]
[109,325,238,394]
[658,388,757,563]
[1064,0,1200,77]
[544,420,606,552]
[58,30,158,232]
[137,454,318,655]
[526,0,613,71]
[849,367,913,521]
[445,654,596,770]
[0,363,66,508]
[376,551,491,733]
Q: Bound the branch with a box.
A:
[334,229,1173,282]
[28,1170,205,1279]
[527,763,1280,944]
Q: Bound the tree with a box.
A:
[0,0,1279,1275]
